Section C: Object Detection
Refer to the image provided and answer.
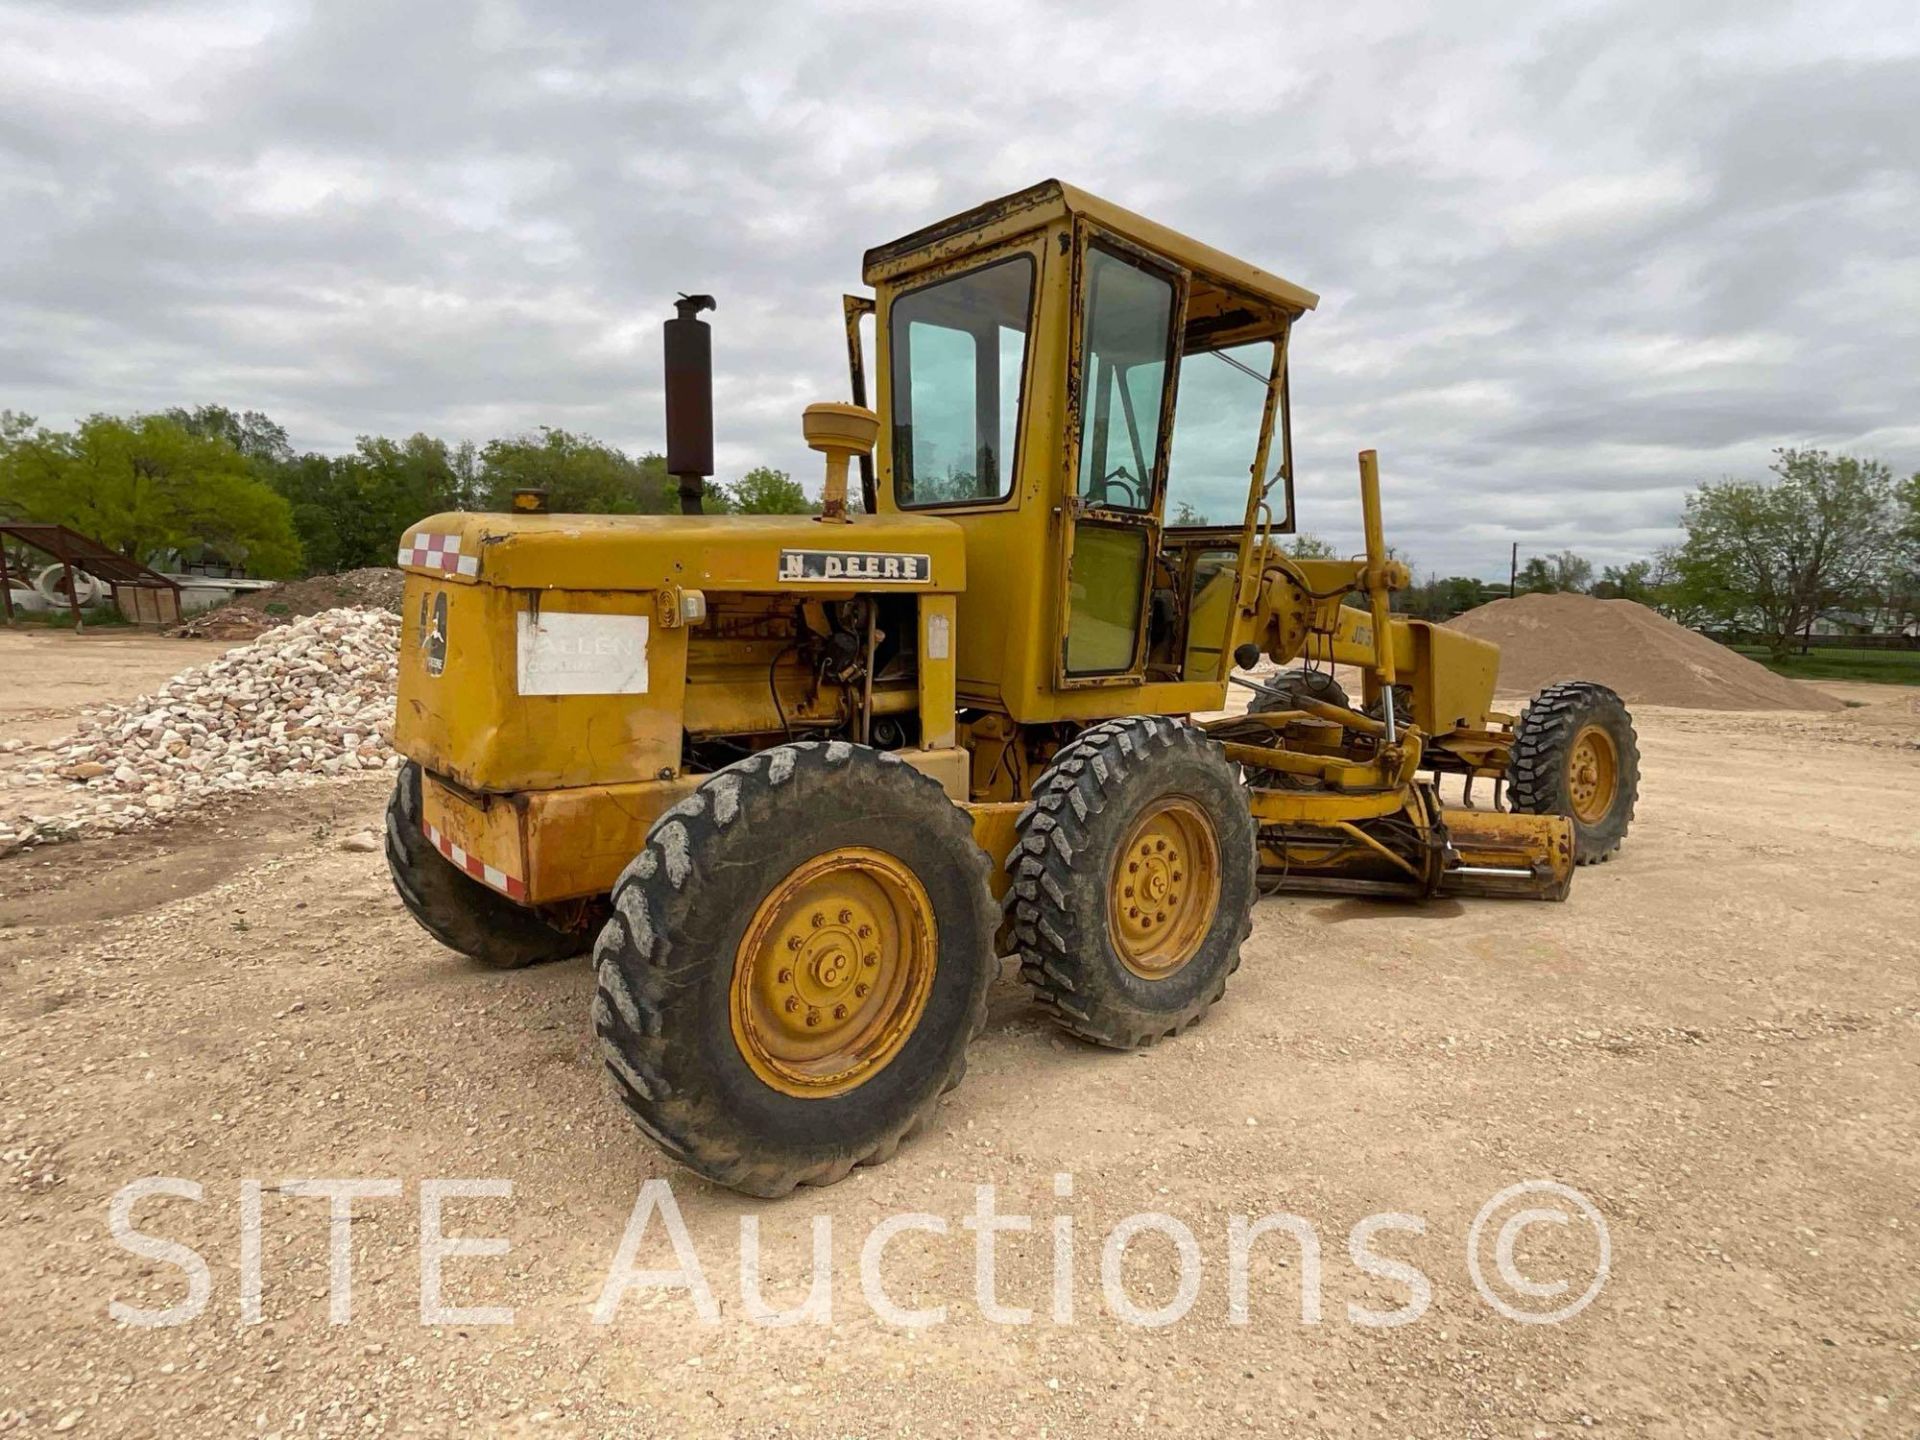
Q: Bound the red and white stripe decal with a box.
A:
[423,820,528,901]
[398,532,479,577]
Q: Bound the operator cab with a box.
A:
[853,180,1318,723]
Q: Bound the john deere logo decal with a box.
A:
[417,591,449,677]
[778,550,932,584]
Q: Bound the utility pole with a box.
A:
[1509,541,1518,599]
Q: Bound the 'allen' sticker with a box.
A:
[926,612,951,661]
[778,549,931,584]
[516,612,649,696]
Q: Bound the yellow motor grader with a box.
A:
[387,180,1639,1195]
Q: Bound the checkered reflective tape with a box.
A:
[422,820,528,901]
[396,532,480,577]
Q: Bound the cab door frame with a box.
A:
[1053,221,1191,690]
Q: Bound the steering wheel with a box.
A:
[1091,466,1141,509]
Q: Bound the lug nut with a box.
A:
[777,967,792,983]
[857,924,873,939]
[833,1004,848,1020]
[784,997,800,1013]
[805,1009,821,1027]
[838,908,853,925]
[863,952,877,967]
[855,982,870,998]
[786,935,802,951]
[810,912,825,929]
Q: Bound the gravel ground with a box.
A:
[1,612,399,854]
[0,684,1915,1438]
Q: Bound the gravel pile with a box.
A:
[0,608,401,854]
[173,567,406,639]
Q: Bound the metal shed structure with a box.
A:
[0,522,183,628]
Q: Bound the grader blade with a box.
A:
[1434,806,1574,902]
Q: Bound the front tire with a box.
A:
[1007,716,1258,1049]
[1509,682,1640,864]
[591,741,996,1197]
[385,763,585,969]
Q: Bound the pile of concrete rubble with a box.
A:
[0,608,402,854]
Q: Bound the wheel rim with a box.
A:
[1109,797,1221,979]
[730,847,936,1098]
[1567,725,1619,825]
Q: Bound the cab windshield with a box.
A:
[889,255,1034,508]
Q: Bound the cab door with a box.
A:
[1055,227,1189,687]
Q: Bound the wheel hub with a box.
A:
[731,848,934,1097]
[1567,725,1619,825]
[1109,798,1221,979]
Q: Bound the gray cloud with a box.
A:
[1,0,1914,577]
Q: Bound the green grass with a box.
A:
[1732,644,1920,686]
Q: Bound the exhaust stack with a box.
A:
[664,294,716,515]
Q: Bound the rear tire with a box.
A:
[1008,716,1258,1049]
[385,762,585,969]
[591,741,996,1197]
[1509,682,1639,864]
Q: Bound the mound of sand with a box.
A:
[1447,593,1843,712]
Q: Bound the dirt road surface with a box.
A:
[1,674,1916,1437]
[0,630,222,750]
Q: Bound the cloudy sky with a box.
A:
[2,0,1915,577]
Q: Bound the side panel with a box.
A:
[917,594,958,749]
[1411,622,1501,732]
[397,579,688,792]
[423,749,974,905]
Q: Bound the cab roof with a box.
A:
[862,179,1319,317]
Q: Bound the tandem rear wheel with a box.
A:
[1508,681,1640,864]
[386,762,587,969]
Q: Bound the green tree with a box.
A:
[1283,532,1338,560]
[726,466,812,515]
[1672,448,1900,658]
[267,453,358,575]
[1591,560,1653,602]
[1644,545,1715,627]
[1517,550,1592,594]
[166,405,292,466]
[1408,574,1492,618]
[336,434,474,563]
[0,413,300,577]
[477,429,676,514]
[1884,471,1920,632]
